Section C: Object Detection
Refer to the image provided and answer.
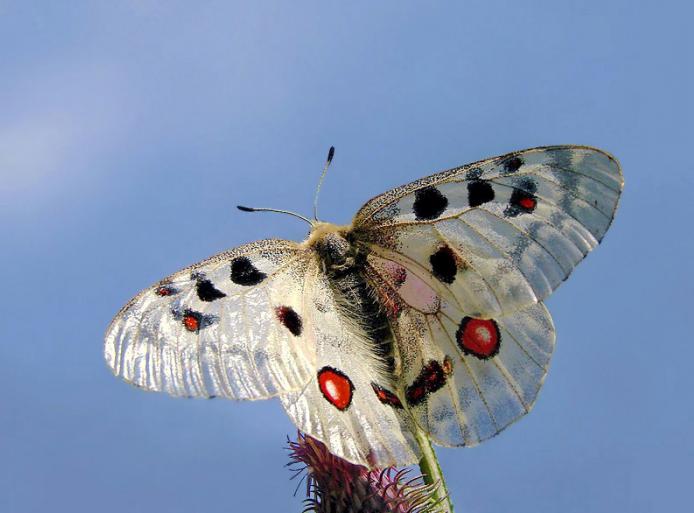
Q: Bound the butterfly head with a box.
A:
[305,221,358,275]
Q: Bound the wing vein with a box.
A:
[354,147,620,226]
[491,176,612,221]
[364,243,466,313]
[491,358,529,413]
[425,314,473,443]
[430,224,505,313]
[216,294,235,397]
[456,216,550,299]
[471,207,571,274]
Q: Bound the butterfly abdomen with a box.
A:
[309,227,397,376]
[331,270,395,371]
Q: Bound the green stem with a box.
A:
[415,428,454,513]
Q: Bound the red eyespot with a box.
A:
[405,360,447,406]
[156,285,177,296]
[317,367,354,411]
[406,384,426,404]
[456,317,501,359]
[507,187,537,215]
[518,196,536,210]
[183,313,200,332]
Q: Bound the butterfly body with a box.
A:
[306,222,357,275]
[105,145,623,467]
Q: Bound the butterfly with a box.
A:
[104,145,623,467]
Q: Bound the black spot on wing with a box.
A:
[503,156,523,173]
[413,186,448,220]
[430,245,458,284]
[275,306,303,336]
[196,279,227,302]
[467,180,495,207]
[230,256,267,286]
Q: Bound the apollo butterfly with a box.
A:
[104,145,623,466]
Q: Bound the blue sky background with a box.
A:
[1,2,692,512]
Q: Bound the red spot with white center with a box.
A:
[183,312,200,332]
[317,367,354,411]
[456,317,501,359]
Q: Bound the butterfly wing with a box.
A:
[104,239,316,400]
[280,260,421,467]
[398,303,555,447]
[105,145,621,465]
[364,252,555,447]
[354,145,623,317]
[352,145,621,448]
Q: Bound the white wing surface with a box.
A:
[105,239,316,400]
[355,146,623,317]
[280,262,420,467]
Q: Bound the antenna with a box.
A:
[236,205,313,226]
[313,146,335,221]
[238,147,335,227]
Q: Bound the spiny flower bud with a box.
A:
[288,432,443,513]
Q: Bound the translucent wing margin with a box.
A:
[104,239,316,400]
[354,145,623,317]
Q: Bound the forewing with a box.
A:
[280,263,420,467]
[354,145,623,317]
[364,255,555,447]
[104,239,316,400]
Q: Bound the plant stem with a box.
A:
[415,428,454,513]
